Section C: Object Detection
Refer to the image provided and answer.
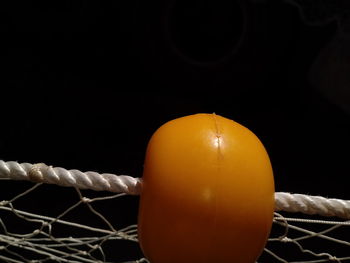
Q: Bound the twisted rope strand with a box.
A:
[275,192,350,219]
[0,160,142,195]
[1,160,350,219]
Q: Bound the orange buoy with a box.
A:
[138,113,275,263]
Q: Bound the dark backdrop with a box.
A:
[1,0,350,261]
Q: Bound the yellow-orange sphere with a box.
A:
[138,113,275,263]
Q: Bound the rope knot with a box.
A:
[0,200,9,206]
[281,237,292,243]
[28,163,48,183]
[81,197,92,203]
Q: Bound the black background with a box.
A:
[1,0,350,262]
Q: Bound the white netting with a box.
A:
[1,161,350,262]
[0,181,145,263]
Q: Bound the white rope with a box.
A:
[0,160,142,195]
[275,192,350,219]
[1,160,350,219]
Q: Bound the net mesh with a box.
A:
[1,180,350,263]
